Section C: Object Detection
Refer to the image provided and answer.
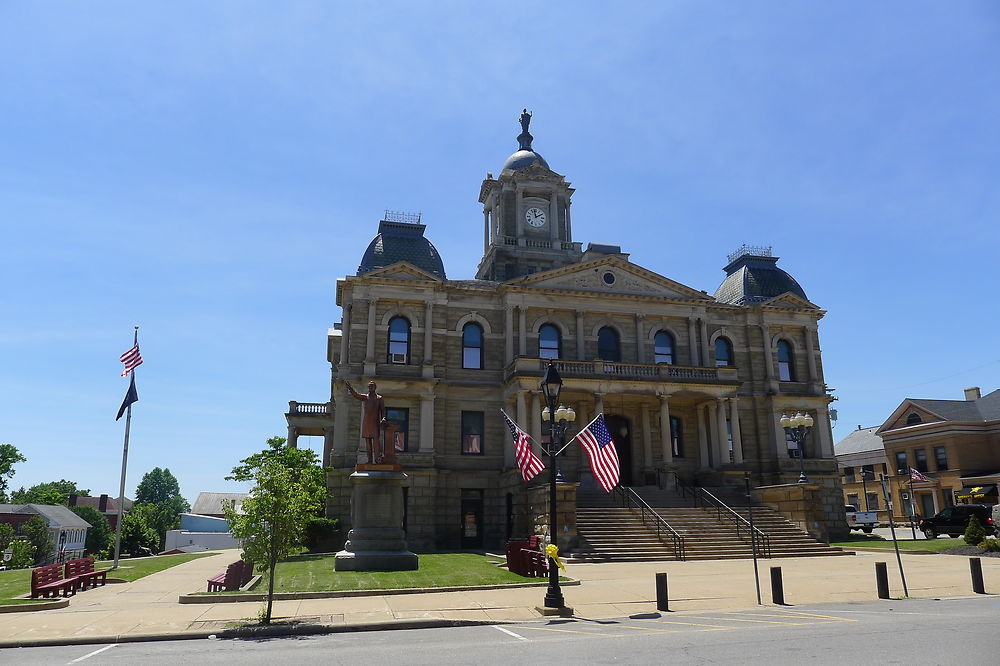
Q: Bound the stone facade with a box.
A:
[287,116,846,551]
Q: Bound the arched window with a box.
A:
[538,324,561,360]
[597,326,621,362]
[462,322,483,369]
[777,340,796,381]
[387,316,410,364]
[654,331,675,364]
[714,337,733,367]
[906,413,922,426]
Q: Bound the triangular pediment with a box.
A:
[508,257,711,300]
[877,401,945,434]
[358,262,443,282]
[760,292,820,309]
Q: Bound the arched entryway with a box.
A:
[604,414,633,486]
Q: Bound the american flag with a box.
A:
[501,410,544,482]
[120,344,143,377]
[574,414,620,492]
[909,467,931,483]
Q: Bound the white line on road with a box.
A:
[493,625,529,641]
[67,644,117,664]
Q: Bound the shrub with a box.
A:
[302,517,341,552]
[963,515,987,546]
[23,515,54,565]
[0,523,13,551]
[8,539,35,569]
[979,537,1000,553]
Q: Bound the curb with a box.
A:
[0,617,496,649]
[0,599,70,613]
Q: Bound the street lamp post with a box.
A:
[540,362,576,610]
[860,468,871,511]
[780,412,814,484]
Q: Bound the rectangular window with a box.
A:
[461,411,484,455]
[942,489,953,508]
[914,448,928,473]
[670,416,683,457]
[866,492,880,511]
[894,451,908,474]
[861,464,875,480]
[386,407,409,452]
[847,493,860,509]
[934,446,948,471]
[843,466,855,483]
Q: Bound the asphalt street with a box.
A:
[10,597,998,665]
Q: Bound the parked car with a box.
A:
[845,505,878,533]
[918,504,996,539]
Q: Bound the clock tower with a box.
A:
[475,110,583,281]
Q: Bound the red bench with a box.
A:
[30,563,77,598]
[504,536,549,578]
[64,558,109,591]
[207,560,253,592]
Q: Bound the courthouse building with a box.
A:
[287,114,843,551]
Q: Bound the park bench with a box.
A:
[30,562,77,598]
[504,536,549,578]
[64,557,109,591]
[206,559,253,592]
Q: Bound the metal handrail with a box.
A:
[668,472,771,558]
[612,485,685,561]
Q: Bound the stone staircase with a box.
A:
[571,486,851,562]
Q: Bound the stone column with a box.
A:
[323,425,336,467]
[729,397,744,464]
[804,326,818,383]
[575,310,585,360]
[518,306,527,357]
[549,192,559,242]
[658,394,672,466]
[504,306,514,365]
[699,319,710,367]
[530,392,542,458]
[697,404,710,469]
[716,398,730,465]
[634,313,645,363]
[287,425,299,448]
[339,304,352,367]
[503,400,515,468]
[594,393,605,418]
[814,408,834,458]
[364,299,377,364]
[641,403,653,476]
[333,384,350,456]
[483,208,490,254]
[774,412,790,459]
[760,324,773,380]
[565,199,572,239]
[687,317,699,366]
[419,395,435,453]
[423,302,433,365]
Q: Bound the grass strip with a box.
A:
[833,536,965,553]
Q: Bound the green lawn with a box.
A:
[834,535,965,553]
[0,552,217,605]
[262,553,540,593]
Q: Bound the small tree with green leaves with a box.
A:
[224,457,325,624]
[118,509,159,556]
[22,515,54,565]
[0,443,26,502]
[964,514,987,546]
[0,523,14,551]
[8,539,35,569]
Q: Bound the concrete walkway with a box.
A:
[1,548,998,647]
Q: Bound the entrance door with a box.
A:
[919,492,935,520]
[604,415,632,486]
[460,489,484,549]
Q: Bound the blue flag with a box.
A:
[116,374,138,421]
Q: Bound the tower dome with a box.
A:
[714,245,807,305]
[501,108,549,172]
[357,213,446,279]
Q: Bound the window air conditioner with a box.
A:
[390,352,407,364]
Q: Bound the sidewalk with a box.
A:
[1,548,997,648]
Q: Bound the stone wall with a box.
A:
[754,476,850,542]
[526,481,578,551]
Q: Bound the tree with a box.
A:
[128,501,184,553]
[226,436,323,484]
[69,505,112,556]
[225,457,325,624]
[135,467,190,511]
[8,539,35,569]
[0,443,26,501]
[0,523,13,551]
[10,480,90,506]
[23,515,54,565]
[118,509,159,556]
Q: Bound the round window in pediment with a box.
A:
[602,271,616,285]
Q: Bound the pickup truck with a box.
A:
[846,505,878,533]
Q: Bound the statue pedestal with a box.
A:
[334,469,418,571]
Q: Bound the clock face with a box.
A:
[525,207,547,228]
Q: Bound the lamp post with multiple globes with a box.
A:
[540,362,576,609]
[780,411,814,484]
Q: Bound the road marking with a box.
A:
[760,610,857,622]
[520,625,629,637]
[67,644,117,664]
[493,625,529,641]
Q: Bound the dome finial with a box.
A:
[517,108,533,150]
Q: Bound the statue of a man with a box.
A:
[345,380,386,464]
[519,108,531,134]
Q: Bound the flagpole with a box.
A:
[113,326,138,569]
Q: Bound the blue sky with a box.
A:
[2,2,998,502]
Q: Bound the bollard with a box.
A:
[769,566,784,605]
[656,572,669,611]
[875,561,890,599]
[970,558,985,594]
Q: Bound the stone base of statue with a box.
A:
[334,469,418,571]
